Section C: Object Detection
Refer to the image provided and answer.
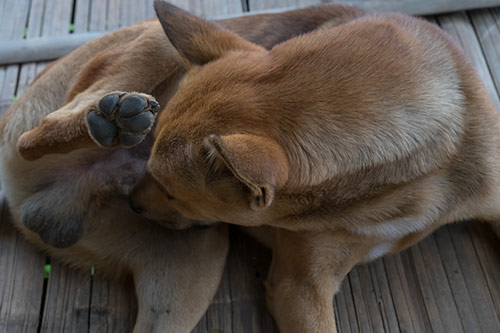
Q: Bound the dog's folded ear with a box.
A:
[203,134,289,210]
[154,0,264,65]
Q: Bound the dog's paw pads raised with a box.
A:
[88,92,160,148]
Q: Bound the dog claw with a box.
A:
[87,92,160,148]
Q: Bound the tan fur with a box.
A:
[128,3,500,332]
[0,4,368,332]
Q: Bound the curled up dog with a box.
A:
[1,2,369,332]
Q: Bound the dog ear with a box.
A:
[154,0,263,65]
[203,134,289,210]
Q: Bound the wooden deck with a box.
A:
[1,0,500,332]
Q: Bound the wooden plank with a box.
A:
[0,66,18,115]
[467,223,500,316]
[371,259,400,333]
[39,263,92,333]
[412,236,462,332]
[348,267,373,332]
[0,1,46,331]
[356,264,385,332]
[334,283,354,333]
[88,274,137,333]
[41,0,74,37]
[448,224,500,331]
[0,0,31,114]
[226,229,278,333]
[434,226,483,331]
[469,8,500,110]
[0,200,46,332]
[193,265,232,332]
[74,0,91,33]
[339,277,360,333]
[145,0,156,20]
[0,0,246,66]
[107,0,121,30]
[437,11,500,110]
[248,0,500,16]
[382,255,418,333]
[0,33,110,65]
[89,0,108,32]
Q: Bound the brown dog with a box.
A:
[3,3,367,332]
[125,2,500,332]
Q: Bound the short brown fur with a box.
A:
[128,2,500,332]
[1,4,368,332]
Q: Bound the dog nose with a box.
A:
[129,196,144,214]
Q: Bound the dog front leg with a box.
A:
[16,91,160,160]
[265,229,369,333]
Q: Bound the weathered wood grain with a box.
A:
[449,224,500,331]
[467,223,500,316]
[228,229,278,333]
[0,201,46,333]
[437,11,500,110]
[88,274,137,333]
[39,263,92,333]
[0,33,111,65]
[73,0,90,33]
[0,1,47,331]
[469,8,500,111]
[5,0,500,65]
[192,266,232,333]
[248,0,500,15]
[413,235,463,332]
[334,282,355,333]
[371,259,399,333]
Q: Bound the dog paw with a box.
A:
[87,92,160,148]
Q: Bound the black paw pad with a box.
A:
[87,112,118,147]
[98,94,120,115]
[88,92,160,148]
[122,112,155,132]
[119,96,148,117]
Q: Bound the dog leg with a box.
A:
[130,225,229,333]
[265,229,369,333]
[16,91,160,160]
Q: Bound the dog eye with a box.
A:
[166,193,176,200]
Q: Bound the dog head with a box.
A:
[129,1,290,228]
